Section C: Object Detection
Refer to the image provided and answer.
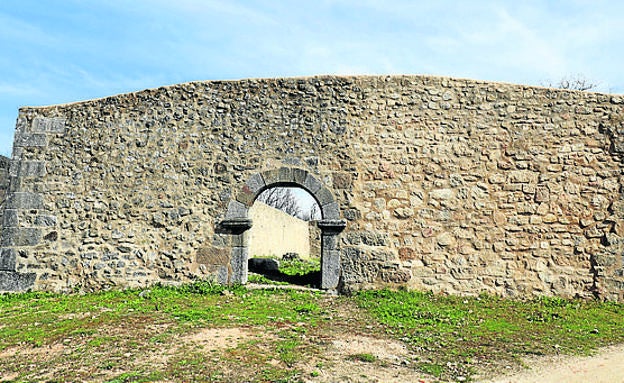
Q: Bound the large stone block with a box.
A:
[14,134,48,147]
[0,271,36,291]
[31,117,66,134]
[321,249,340,289]
[0,248,16,271]
[19,161,47,177]
[1,228,42,247]
[6,192,44,210]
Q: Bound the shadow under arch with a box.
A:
[219,167,346,290]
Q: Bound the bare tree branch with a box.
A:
[542,74,599,91]
[256,187,303,219]
[256,187,321,221]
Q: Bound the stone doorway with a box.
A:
[220,167,346,290]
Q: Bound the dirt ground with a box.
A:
[1,323,622,382]
[476,344,624,383]
[299,336,624,383]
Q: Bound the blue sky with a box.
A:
[1,0,623,157]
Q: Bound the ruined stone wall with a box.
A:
[1,75,623,300]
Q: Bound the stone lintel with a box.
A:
[218,218,253,234]
[318,219,347,234]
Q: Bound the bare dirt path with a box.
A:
[478,344,624,383]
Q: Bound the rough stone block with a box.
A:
[0,271,36,291]
[31,117,66,134]
[6,192,44,209]
[332,172,352,189]
[225,200,249,219]
[0,248,16,271]
[321,249,340,289]
[507,170,538,184]
[303,173,322,194]
[195,246,230,266]
[34,215,57,227]
[2,209,18,228]
[321,201,340,220]
[380,268,412,283]
[315,187,335,206]
[20,161,47,177]
[230,247,248,284]
[1,228,42,247]
[244,173,265,196]
[15,134,48,147]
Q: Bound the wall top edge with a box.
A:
[16,74,624,112]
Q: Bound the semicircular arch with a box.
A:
[221,167,346,290]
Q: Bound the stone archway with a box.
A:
[220,167,346,290]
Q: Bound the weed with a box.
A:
[419,362,444,377]
[349,353,377,363]
[276,339,300,366]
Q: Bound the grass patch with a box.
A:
[348,353,377,363]
[279,258,320,277]
[0,284,623,382]
[356,290,624,380]
[248,257,321,287]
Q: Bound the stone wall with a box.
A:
[1,75,623,300]
[248,201,312,259]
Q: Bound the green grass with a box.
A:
[279,258,320,276]
[356,290,624,380]
[348,353,377,363]
[248,257,321,287]
[0,284,623,382]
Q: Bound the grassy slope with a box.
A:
[0,283,623,382]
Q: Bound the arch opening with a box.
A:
[221,167,346,290]
[248,186,322,287]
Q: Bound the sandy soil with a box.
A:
[1,323,622,383]
[478,344,624,383]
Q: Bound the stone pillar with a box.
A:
[219,218,253,284]
[318,219,346,290]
